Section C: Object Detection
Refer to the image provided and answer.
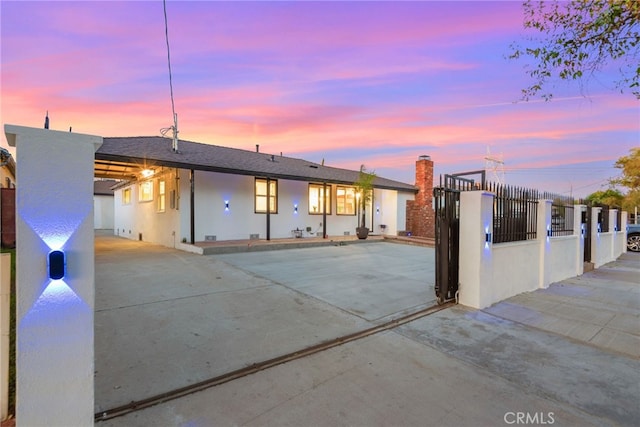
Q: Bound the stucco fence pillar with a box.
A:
[457,191,494,309]
[619,211,628,255]
[1,253,10,421]
[6,124,102,426]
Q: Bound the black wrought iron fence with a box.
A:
[543,192,575,237]
[486,182,538,243]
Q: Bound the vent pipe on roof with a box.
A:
[44,111,49,129]
[256,144,259,153]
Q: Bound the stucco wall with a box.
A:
[114,168,181,247]
[94,195,114,229]
[115,168,412,247]
[548,236,580,284]
[6,124,101,426]
[459,195,623,309]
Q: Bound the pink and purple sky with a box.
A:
[1,1,638,197]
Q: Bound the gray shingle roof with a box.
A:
[96,136,417,192]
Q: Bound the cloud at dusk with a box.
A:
[1,0,637,197]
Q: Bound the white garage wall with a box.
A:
[93,195,114,229]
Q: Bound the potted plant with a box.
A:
[354,164,376,239]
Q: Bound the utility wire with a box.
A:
[162,0,179,151]
[163,0,176,120]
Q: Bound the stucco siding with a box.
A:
[93,195,114,229]
[115,168,415,248]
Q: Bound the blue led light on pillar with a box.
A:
[225,200,230,212]
[376,206,380,214]
[294,204,298,214]
[547,226,552,237]
[485,232,492,243]
[48,250,66,280]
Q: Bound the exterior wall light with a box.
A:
[485,232,492,243]
[225,200,230,211]
[376,206,380,214]
[547,226,552,237]
[48,250,66,280]
[294,204,298,214]
[141,169,154,178]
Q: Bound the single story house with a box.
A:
[95,136,433,249]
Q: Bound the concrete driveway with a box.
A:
[95,234,435,413]
[96,234,640,426]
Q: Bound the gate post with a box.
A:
[6,124,102,425]
[574,204,585,276]
[458,191,494,309]
[537,199,552,289]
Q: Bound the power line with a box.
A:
[161,0,179,152]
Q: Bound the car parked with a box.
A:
[627,223,640,252]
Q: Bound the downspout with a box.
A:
[322,182,327,238]
[190,169,195,244]
[266,177,271,241]
[371,190,375,232]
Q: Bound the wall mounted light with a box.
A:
[485,232,492,243]
[224,200,230,212]
[597,223,602,233]
[48,250,66,280]
[376,206,380,214]
[294,204,298,214]
[141,169,154,178]
[547,226,552,237]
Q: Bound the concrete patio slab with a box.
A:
[215,243,435,322]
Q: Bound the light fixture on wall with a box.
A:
[376,206,380,214]
[294,204,298,214]
[547,225,552,237]
[225,200,230,212]
[48,250,66,280]
[141,169,154,178]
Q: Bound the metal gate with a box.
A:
[582,206,591,263]
[433,171,485,304]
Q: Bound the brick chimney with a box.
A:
[406,155,435,238]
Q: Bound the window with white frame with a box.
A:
[309,184,331,214]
